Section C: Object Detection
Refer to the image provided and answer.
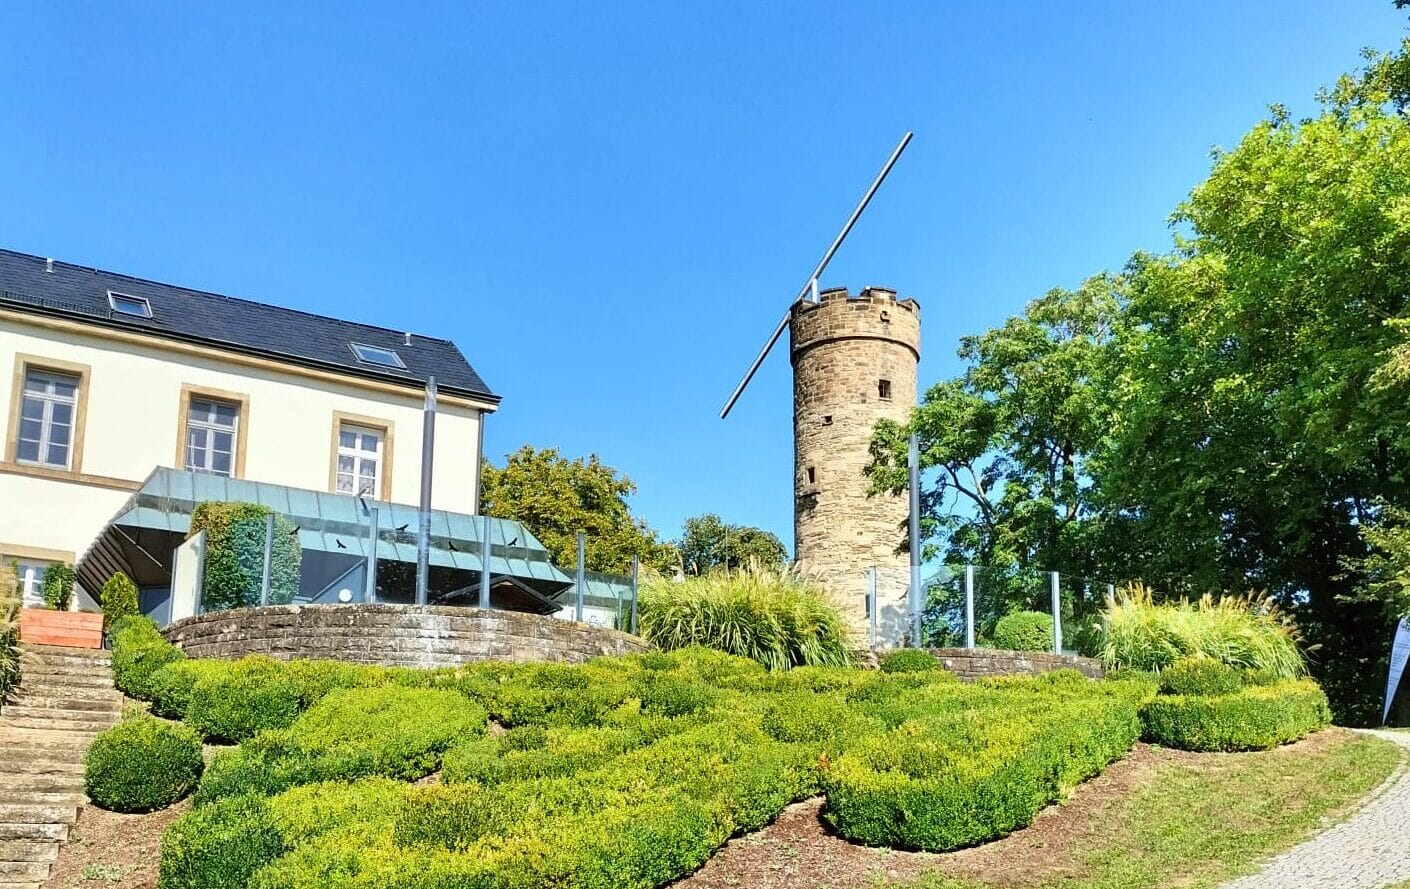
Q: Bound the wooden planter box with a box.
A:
[19,608,104,649]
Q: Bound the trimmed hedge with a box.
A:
[820,695,1140,851]
[1159,656,1242,697]
[100,572,140,633]
[184,656,304,743]
[1141,680,1331,752]
[86,715,204,813]
[189,501,301,612]
[879,649,941,674]
[990,610,1055,652]
[112,616,187,701]
[196,686,486,802]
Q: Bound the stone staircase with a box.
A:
[0,645,122,889]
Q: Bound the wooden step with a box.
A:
[3,695,124,713]
[0,807,76,827]
[1,716,116,734]
[0,773,83,792]
[13,672,114,690]
[0,860,48,880]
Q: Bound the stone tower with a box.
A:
[790,286,920,637]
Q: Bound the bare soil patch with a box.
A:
[41,800,188,889]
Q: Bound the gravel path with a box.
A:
[1219,729,1410,889]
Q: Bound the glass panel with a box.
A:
[20,398,44,421]
[338,455,355,473]
[340,430,357,449]
[361,460,377,479]
[214,404,237,427]
[22,375,45,394]
[336,473,355,493]
[48,421,71,448]
[212,451,232,476]
[360,433,380,452]
[47,443,69,466]
[19,416,42,441]
[16,438,40,463]
[213,431,233,453]
[51,403,72,425]
[52,379,77,400]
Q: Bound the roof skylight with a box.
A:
[350,342,406,369]
[107,291,153,318]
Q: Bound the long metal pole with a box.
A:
[479,514,492,610]
[415,376,437,606]
[259,513,275,607]
[575,532,586,623]
[1051,571,1063,654]
[908,433,922,647]
[629,554,639,635]
[719,131,914,419]
[867,566,877,651]
[364,505,379,604]
[964,564,975,650]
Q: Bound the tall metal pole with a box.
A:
[259,513,275,607]
[629,554,640,635]
[364,505,379,604]
[719,132,914,419]
[575,532,586,623]
[1051,571,1063,654]
[478,514,492,610]
[867,566,878,651]
[908,433,922,647]
[415,376,437,606]
[964,564,975,650]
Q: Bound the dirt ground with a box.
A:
[40,801,188,889]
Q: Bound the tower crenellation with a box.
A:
[790,285,920,639]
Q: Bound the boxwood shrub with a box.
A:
[111,616,186,701]
[1141,680,1331,752]
[879,648,940,673]
[820,696,1140,851]
[1158,655,1242,697]
[85,714,204,812]
[196,685,486,802]
[990,611,1055,652]
[184,657,304,743]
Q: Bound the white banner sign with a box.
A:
[1385,616,1410,725]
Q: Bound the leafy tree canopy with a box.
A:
[676,513,788,575]
[872,39,1410,723]
[481,445,674,575]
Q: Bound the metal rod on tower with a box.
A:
[908,433,922,647]
[415,376,437,606]
[719,131,913,419]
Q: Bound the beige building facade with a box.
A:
[0,250,497,609]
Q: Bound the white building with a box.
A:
[0,248,501,610]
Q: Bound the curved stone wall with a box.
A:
[927,647,1104,680]
[162,604,650,667]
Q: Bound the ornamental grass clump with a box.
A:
[638,565,851,670]
[1097,585,1306,677]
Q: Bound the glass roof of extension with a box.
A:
[97,468,574,589]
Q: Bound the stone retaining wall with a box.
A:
[927,647,1104,680]
[162,604,650,667]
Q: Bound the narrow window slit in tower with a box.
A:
[822,415,833,425]
[878,379,892,400]
[807,467,816,484]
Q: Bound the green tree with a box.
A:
[676,513,787,574]
[480,446,674,574]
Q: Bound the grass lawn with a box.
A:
[898,729,1402,889]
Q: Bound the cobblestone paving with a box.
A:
[1220,730,1410,889]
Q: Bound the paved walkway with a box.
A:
[1220,729,1410,889]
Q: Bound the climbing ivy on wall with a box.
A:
[190,502,301,612]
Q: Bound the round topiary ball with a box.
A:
[85,714,204,812]
[879,648,940,673]
[990,611,1055,652]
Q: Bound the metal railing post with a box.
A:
[629,555,639,635]
[259,513,275,606]
[479,515,492,610]
[575,532,586,623]
[364,505,379,604]
[866,567,877,650]
[964,565,975,649]
[1050,571,1063,654]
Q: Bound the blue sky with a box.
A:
[1,2,1405,551]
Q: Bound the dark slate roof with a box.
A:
[0,248,497,403]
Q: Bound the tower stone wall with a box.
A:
[790,286,920,638]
